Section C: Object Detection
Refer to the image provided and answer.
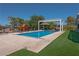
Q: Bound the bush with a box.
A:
[63,25,77,31]
[68,30,79,43]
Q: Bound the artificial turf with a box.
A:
[9,31,79,56]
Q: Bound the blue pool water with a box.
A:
[18,30,55,38]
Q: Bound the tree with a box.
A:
[16,17,25,25]
[67,16,75,25]
[30,15,45,21]
[8,16,25,31]
[0,25,3,30]
[8,16,17,29]
[48,22,56,30]
[29,15,45,30]
[66,16,76,30]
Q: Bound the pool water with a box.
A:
[18,30,55,38]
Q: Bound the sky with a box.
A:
[0,3,79,25]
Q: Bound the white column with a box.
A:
[60,19,62,32]
[38,21,39,31]
[61,21,63,31]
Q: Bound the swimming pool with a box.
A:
[18,30,55,38]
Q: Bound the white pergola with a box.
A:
[38,19,63,32]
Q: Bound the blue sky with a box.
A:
[0,3,79,25]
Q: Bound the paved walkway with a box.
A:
[0,34,40,56]
[0,31,64,55]
[27,31,64,53]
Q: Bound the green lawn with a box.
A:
[9,31,79,56]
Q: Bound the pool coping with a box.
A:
[13,30,58,39]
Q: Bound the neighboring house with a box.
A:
[18,24,30,32]
[21,24,30,31]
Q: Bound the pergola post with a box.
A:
[61,21,63,31]
[38,21,40,31]
[60,19,61,32]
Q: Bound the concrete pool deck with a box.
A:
[0,31,64,55]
